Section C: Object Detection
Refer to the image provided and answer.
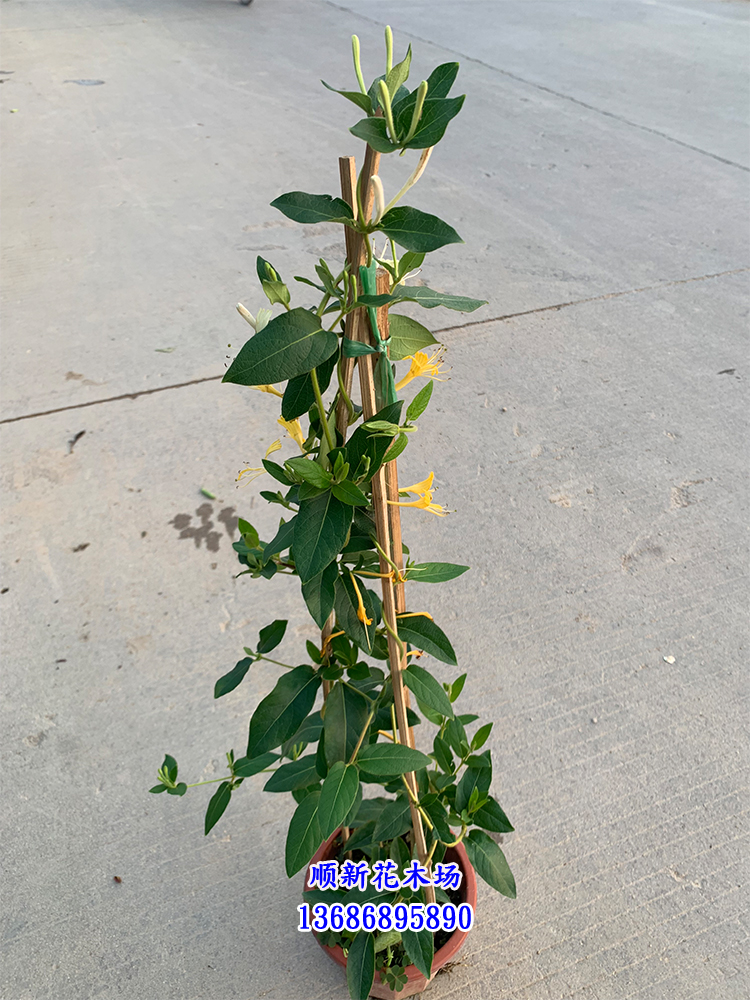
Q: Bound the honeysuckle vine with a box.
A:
[151,28,515,999]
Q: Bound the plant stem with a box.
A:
[185,777,227,788]
[257,654,296,669]
[310,367,335,453]
[348,709,375,764]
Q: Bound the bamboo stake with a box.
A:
[343,203,434,904]
[335,151,381,441]
[322,152,382,697]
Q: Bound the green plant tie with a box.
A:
[357,261,397,406]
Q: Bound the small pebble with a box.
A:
[663,655,676,664]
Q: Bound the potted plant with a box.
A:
[150,28,516,999]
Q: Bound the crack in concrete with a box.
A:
[326,1,749,173]
[432,266,750,335]
[1,267,746,426]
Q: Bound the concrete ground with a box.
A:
[1,1,748,998]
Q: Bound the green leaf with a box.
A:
[404,663,454,719]
[421,795,454,843]
[224,308,337,386]
[349,116,396,154]
[432,735,454,774]
[247,665,321,757]
[162,754,178,783]
[342,822,375,854]
[214,656,254,698]
[387,315,438,362]
[261,279,290,308]
[372,795,412,842]
[404,381,433,422]
[324,680,371,767]
[204,781,232,835]
[281,347,339,421]
[355,743,432,775]
[261,461,293,488]
[396,614,457,665]
[343,777,363,827]
[353,796,391,825]
[383,432,408,464]
[301,562,338,629]
[408,562,470,584]
[445,716,469,757]
[256,255,283,284]
[285,457,332,490]
[401,926,434,980]
[149,784,168,794]
[366,286,486,314]
[456,752,492,813]
[341,338,378,358]
[257,618,288,655]
[390,834,411,868]
[263,754,319,792]
[281,711,323,757]
[331,480,369,506]
[237,518,260,548]
[346,930,376,1000]
[318,762,361,839]
[264,518,296,560]
[271,191,354,225]
[232,751,279,778]
[450,673,467,702]
[424,61,460,99]
[285,791,322,876]
[377,206,463,254]
[166,782,187,796]
[334,572,377,653]
[385,44,412,98]
[294,491,353,584]
[394,250,425,281]
[473,795,514,833]
[346,400,403,483]
[321,80,373,114]
[465,829,516,898]
[471,722,493,751]
[398,95,465,150]
[392,64,458,127]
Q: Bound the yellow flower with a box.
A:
[235,439,282,487]
[387,470,450,517]
[400,472,434,495]
[349,572,373,626]
[251,384,284,398]
[277,416,306,452]
[394,348,449,393]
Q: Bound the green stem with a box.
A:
[325,308,346,332]
[348,709,375,764]
[374,538,400,576]
[310,367,335,453]
[336,357,356,423]
[381,616,406,659]
[185,777,227,789]
[257,654,296,669]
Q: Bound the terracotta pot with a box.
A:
[305,830,477,999]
